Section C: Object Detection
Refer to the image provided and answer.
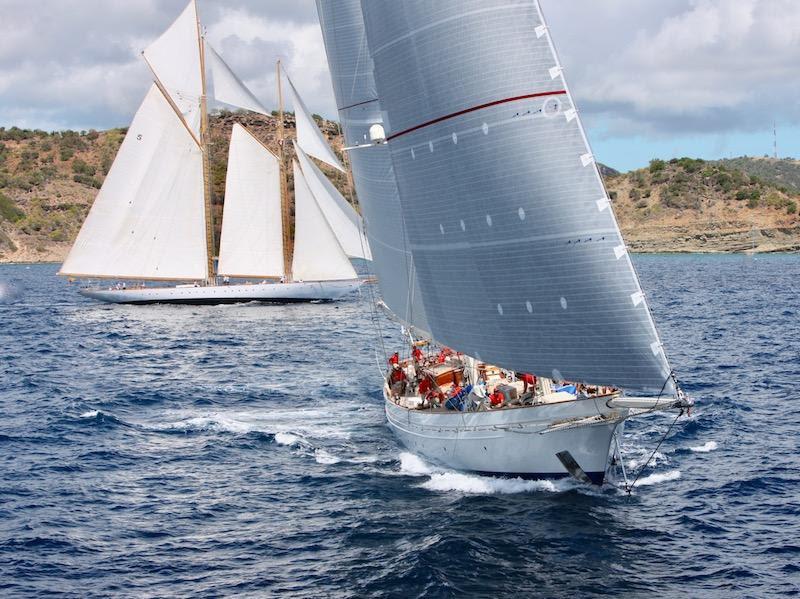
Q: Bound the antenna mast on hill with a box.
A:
[773,120,778,159]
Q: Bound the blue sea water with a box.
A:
[0,255,798,598]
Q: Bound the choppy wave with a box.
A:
[690,441,718,453]
[634,470,682,486]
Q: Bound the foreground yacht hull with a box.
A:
[385,393,626,484]
[79,280,363,305]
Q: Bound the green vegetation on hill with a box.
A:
[715,156,800,194]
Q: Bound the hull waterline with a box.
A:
[79,280,363,305]
[385,393,626,484]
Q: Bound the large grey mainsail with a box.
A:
[356,0,673,393]
[316,0,429,334]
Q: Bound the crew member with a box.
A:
[388,351,400,366]
[388,363,407,397]
[489,389,505,408]
[520,372,537,394]
[412,346,424,365]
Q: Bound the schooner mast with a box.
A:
[276,60,293,281]
[196,4,215,284]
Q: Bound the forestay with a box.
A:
[217,125,284,278]
[142,0,203,134]
[359,0,673,393]
[206,42,268,116]
[60,86,207,281]
[283,72,345,173]
[295,144,371,261]
[315,0,430,334]
[291,161,358,282]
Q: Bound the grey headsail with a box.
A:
[352,0,673,394]
[315,0,429,335]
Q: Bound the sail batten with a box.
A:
[355,0,673,393]
[60,85,207,281]
[295,144,371,261]
[217,124,284,279]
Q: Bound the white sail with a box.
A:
[283,72,345,172]
[142,0,202,133]
[291,161,357,281]
[316,0,430,334]
[217,124,284,278]
[60,85,207,280]
[295,144,371,260]
[356,1,674,394]
[206,41,269,115]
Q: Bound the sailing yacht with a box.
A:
[317,0,692,484]
[60,1,368,304]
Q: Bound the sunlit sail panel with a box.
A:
[217,124,284,278]
[206,42,269,116]
[284,73,345,173]
[60,85,207,280]
[142,0,203,132]
[295,145,371,260]
[315,0,429,333]
[291,161,357,281]
[359,0,673,393]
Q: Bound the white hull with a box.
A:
[79,279,363,305]
[385,392,628,484]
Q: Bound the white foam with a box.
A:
[399,452,434,476]
[422,472,557,495]
[689,441,718,453]
[398,452,559,495]
[275,432,301,446]
[79,410,100,418]
[634,470,681,487]
[314,449,341,464]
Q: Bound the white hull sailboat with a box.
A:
[61,1,369,305]
[317,0,691,485]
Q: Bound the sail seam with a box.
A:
[386,91,566,140]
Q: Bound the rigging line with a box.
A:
[625,408,684,495]
[386,90,567,141]
[338,98,379,111]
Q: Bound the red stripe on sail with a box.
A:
[386,90,567,141]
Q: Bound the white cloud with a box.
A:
[544,0,800,136]
[0,0,798,141]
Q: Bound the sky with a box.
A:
[0,0,798,171]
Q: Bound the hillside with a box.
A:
[605,157,800,253]
[0,111,347,263]
[1,120,800,262]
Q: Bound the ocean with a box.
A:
[1,255,798,598]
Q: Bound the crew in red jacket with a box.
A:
[412,346,424,364]
[388,351,400,366]
[520,372,537,394]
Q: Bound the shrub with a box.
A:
[60,147,74,161]
[786,200,798,215]
[649,159,666,173]
[629,188,641,201]
[0,192,25,222]
[72,159,96,176]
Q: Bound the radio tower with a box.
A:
[773,120,778,159]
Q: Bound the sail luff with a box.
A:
[534,0,674,390]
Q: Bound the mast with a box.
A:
[196,0,215,284]
[276,60,293,281]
